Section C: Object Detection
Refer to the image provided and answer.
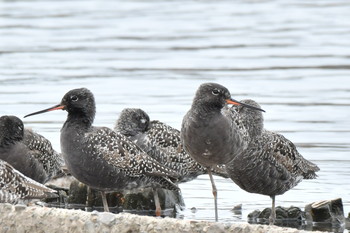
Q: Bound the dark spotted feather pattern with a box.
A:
[0,115,64,184]
[23,88,179,195]
[85,127,179,179]
[24,129,64,181]
[115,108,228,183]
[226,99,319,196]
[0,159,57,203]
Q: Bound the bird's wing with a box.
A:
[23,129,64,177]
[149,121,182,148]
[148,121,208,172]
[85,127,179,179]
[260,131,319,179]
[0,159,57,202]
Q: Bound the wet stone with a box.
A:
[46,180,184,217]
[231,204,242,215]
[305,198,345,224]
[345,215,350,231]
[304,198,346,232]
[248,206,305,227]
[123,188,185,217]
[68,180,88,205]
[247,209,261,224]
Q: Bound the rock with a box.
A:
[68,180,88,205]
[231,204,242,215]
[248,209,260,220]
[98,212,116,227]
[232,204,242,210]
[345,216,350,231]
[288,206,304,220]
[0,204,326,233]
[258,207,272,223]
[122,188,185,217]
[248,206,305,228]
[14,204,27,211]
[305,198,345,224]
[46,180,184,216]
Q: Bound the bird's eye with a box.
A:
[71,95,78,102]
[212,89,220,96]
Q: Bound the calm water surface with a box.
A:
[1,0,350,232]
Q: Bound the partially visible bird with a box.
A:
[24,88,179,214]
[0,159,57,204]
[114,108,228,183]
[181,83,264,221]
[0,115,64,184]
[225,99,320,225]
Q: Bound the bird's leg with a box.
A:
[100,191,110,212]
[85,186,93,211]
[269,195,276,225]
[153,188,161,217]
[208,168,218,222]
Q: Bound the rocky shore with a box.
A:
[0,203,326,233]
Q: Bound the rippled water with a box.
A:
[1,0,350,232]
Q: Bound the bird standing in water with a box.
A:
[181,83,264,221]
[24,88,179,214]
[225,99,320,225]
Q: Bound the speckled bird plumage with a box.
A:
[115,108,228,183]
[0,115,64,184]
[225,99,319,196]
[0,159,57,204]
[25,88,178,194]
[225,99,319,224]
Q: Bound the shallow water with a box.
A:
[1,0,350,232]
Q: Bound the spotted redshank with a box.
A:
[181,83,264,221]
[115,108,228,183]
[24,88,179,214]
[226,99,319,225]
[0,115,63,184]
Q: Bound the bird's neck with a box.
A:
[0,135,22,147]
[193,104,222,119]
[64,112,94,131]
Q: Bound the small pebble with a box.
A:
[3,203,13,210]
[15,204,26,211]
[98,212,116,227]
[232,204,242,211]
[90,210,99,216]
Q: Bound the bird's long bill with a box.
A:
[226,99,265,112]
[24,104,65,118]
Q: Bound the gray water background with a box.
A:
[1,0,350,231]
